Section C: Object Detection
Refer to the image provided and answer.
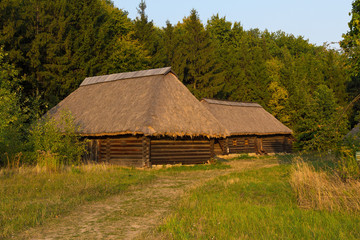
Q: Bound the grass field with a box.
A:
[0,164,155,239]
[1,154,360,239]
[0,161,231,239]
[157,163,360,239]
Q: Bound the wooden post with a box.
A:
[98,139,102,162]
[142,136,151,168]
[95,139,100,162]
[256,137,264,155]
[210,138,215,159]
[224,138,229,154]
[106,138,110,162]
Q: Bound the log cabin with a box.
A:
[47,67,228,167]
[201,98,293,155]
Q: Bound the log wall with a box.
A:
[261,135,292,153]
[83,139,100,162]
[85,135,214,167]
[150,138,211,165]
[217,135,292,155]
[227,136,257,153]
[98,136,144,167]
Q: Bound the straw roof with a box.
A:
[48,67,228,138]
[201,98,292,136]
[345,124,360,139]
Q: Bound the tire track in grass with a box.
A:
[17,158,278,240]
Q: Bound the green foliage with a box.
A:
[30,111,86,171]
[267,58,290,124]
[295,85,348,151]
[339,129,360,180]
[167,10,223,98]
[0,0,149,110]
[132,0,160,67]
[0,1,353,153]
[0,46,25,166]
[341,0,360,76]
[336,147,360,180]
[341,0,360,126]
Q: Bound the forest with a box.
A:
[0,0,360,166]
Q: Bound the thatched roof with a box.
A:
[48,67,228,138]
[345,124,360,139]
[201,98,292,136]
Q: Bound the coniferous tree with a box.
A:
[0,0,148,110]
[341,0,360,126]
[171,9,222,98]
[133,0,161,67]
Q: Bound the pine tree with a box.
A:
[133,0,161,67]
[171,10,222,98]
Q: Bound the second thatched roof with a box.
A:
[48,67,228,138]
[345,124,360,140]
[201,98,292,136]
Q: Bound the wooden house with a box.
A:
[48,67,227,167]
[201,98,293,154]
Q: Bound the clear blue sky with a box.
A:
[112,0,354,49]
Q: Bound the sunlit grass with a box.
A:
[290,158,360,212]
[0,164,155,239]
[158,164,360,239]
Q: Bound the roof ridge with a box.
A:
[80,67,173,87]
[201,98,262,108]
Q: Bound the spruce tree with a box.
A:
[171,9,222,98]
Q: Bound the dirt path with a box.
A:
[18,159,278,240]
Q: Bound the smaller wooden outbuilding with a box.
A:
[345,124,360,140]
[201,98,293,155]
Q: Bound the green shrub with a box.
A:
[336,147,360,181]
[30,111,87,171]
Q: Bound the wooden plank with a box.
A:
[150,152,211,157]
[110,149,142,153]
[151,155,210,160]
[108,143,143,147]
[151,144,210,148]
[109,152,143,156]
[106,138,110,162]
[109,147,142,150]
[151,140,209,144]
[142,136,150,167]
[109,138,142,142]
[109,155,143,160]
[150,148,210,153]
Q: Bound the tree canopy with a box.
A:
[0,0,354,153]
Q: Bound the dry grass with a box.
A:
[0,162,116,176]
[290,157,360,212]
[0,164,155,239]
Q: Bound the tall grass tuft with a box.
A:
[290,157,360,212]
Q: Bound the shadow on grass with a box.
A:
[156,160,231,172]
[276,152,337,171]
